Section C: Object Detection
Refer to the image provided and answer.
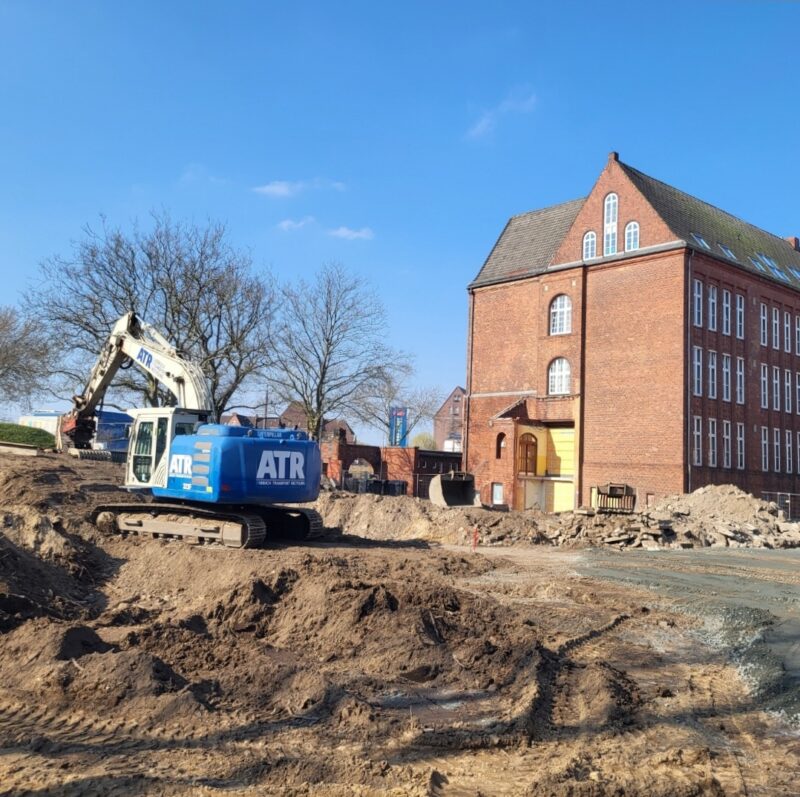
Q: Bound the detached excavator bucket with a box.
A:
[428,471,481,508]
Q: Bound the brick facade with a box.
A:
[465,152,800,512]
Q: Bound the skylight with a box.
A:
[690,232,711,250]
[718,243,737,261]
[790,268,800,282]
[749,256,766,273]
[769,265,790,282]
[757,252,778,268]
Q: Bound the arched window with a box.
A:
[548,358,571,395]
[549,294,572,335]
[582,231,597,260]
[625,221,640,252]
[518,433,537,474]
[495,432,506,459]
[604,193,618,255]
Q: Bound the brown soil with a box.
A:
[0,453,797,795]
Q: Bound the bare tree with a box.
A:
[410,431,437,450]
[269,262,410,439]
[0,306,51,404]
[352,371,442,444]
[25,213,274,418]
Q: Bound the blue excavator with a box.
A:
[57,312,322,547]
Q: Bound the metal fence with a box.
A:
[761,492,800,520]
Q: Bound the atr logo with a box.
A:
[168,454,193,477]
[256,450,304,481]
[136,347,153,368]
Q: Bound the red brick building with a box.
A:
[465,152,800,512]
[433,386,466,451]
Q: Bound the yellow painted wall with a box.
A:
[546,428,574,476]
[516,425,575,512]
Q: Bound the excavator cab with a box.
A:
[125,408,208,490]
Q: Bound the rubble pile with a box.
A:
[314,484,800,550]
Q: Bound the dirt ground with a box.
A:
[1,454,799,796]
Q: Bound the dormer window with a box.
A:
[691,232,711,250]
[624,221,639,252]
[582,231,597,259]
[603,194,618,255]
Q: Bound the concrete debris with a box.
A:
[314,484,800,551]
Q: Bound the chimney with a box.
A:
[785,236,800,252]
[608,151,619,163]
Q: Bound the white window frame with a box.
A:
[707,351,717,399]
[796,316,800,355]
[708,286,718,332]
[722,354,731,402]
[760,302,768,346]
[761,426,769,472]
[774,427,781,473]
[708,418,717,468]
[722,289,731,336]
[787,429,793,474]
[548,358,571,395]
[582,231,597,260]
[785,311,792,353]
[736,357,745,404]
[773,307,780,349]
[761,363,769,409]
[736,294,745,339]
[722,420,732,469]
[786,369,793,414]
[693,347,703,396]
[624,221,639,252]
[773,366,781,411]
[603,193,618,256]
[797,372,800,415]
[549,294,572,336]
[736,423,745,470]
[692,416,702,466]
[693,280,703,328]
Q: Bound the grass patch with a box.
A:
[0,422,56,448]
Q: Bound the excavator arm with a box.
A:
[58,312,214,450]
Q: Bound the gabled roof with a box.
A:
[619,161,800,288]
[470,198,586,288]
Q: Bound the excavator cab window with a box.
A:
[174,422,196,436]
[132,421,154,482]
[154,417,168,469]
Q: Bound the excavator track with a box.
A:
[90,502,321,549]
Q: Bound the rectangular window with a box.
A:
[722,420,732,468]
[708,351,717,399]
[693,280,703,327]
[722,354,731,402]
[760,303,768,346]
[785,311,792,353]
[692,416,702,466]
[708,285,718,332]
[736,294,745,339]
[786,369,793,414]
[693,347,703,396]
[773,366,781,411]
[736,357,745,404]
[797,372,800,415]
[736,423,745,470]
[773,307,780,349]
[796,316,800,355]
[774,427,781,472]
[787,430,793,474]
[761,426,769,472]
[761,363,769,409]
[722,290,731,336]
[708,419,717,467]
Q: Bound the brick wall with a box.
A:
[581,250,687,504]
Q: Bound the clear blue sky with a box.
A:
[1,1,799,438]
